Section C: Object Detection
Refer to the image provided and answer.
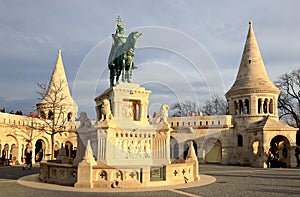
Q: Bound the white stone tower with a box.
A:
[36,50,78,122]
[226,21,280,123]
[225,22,297,167]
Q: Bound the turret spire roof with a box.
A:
[40,50,76,105]
[226,21,280,97]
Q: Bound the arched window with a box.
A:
[263,99,268,114]
[135,104,140,121]
[67,112,72,121]
[40,111,46,119]
[269,99,273,114]
[65,141,72,158]
[245,99,250,114]
[234,101,238,115]
[48,110,53,120]
[239,100,243,114]
[258,98,262,114]
[238,135,243,147]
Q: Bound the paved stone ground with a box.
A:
[0,164,300,197]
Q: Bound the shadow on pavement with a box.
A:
[0,165,39,180]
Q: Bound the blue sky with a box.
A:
[0,0,299,118]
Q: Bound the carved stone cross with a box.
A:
[173,170,178,176]
[100,171,106,179]
[115,171,122,179]
[129,172,136,178]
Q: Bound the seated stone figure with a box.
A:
[78,112,92,129]
[100,99,113,121]
[152,104,169,124]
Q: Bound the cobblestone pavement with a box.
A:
[0,164,300,197]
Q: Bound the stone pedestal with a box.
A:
[95,82,151,124]
[94,83,171,166]
[71,82,200,188]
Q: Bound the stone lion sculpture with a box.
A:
[100,99,113,121]
[152,104,169,124]
[78,112,92,129]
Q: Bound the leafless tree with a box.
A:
[36,80,70,160]
[274,69,300,130]
[201,95,228,116]
[170,100,200,117]
[170,96,228,117]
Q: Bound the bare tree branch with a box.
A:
[170,100,200,117]
[201,95,228,116]
[275,69,300,129]
[36,79,71,159]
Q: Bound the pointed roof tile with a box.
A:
[226,21,280,97]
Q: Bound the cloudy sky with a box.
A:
[0,0,299,118]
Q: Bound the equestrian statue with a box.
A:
[108,16,142,87]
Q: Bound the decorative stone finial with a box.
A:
[58,49,62,54]
[249,20,252,26]
[83,140,97,165]
[186,141,197,160]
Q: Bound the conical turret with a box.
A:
[226,22,280,117]
[226,21,280,97]
[36,50,78,121]
[42,50,75,104]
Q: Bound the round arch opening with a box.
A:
[170,137,179,160]
[35,139,45,162]
[204,138,222,163]
[269,135,291,168]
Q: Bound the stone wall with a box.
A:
[0,112,77,165]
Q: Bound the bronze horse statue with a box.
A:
[108,31,142,86]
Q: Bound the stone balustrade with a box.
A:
[168,115,233,129]
[0,112,77,130]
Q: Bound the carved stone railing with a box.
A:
[168,115,233,129]
[39,162,77,186]
[0,112,77,130]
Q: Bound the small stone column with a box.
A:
[74,140,97,188]
[185,141,200,181]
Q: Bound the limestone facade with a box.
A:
[1,22,298,170]
[168,22,298,168]
[0,50,77,166]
